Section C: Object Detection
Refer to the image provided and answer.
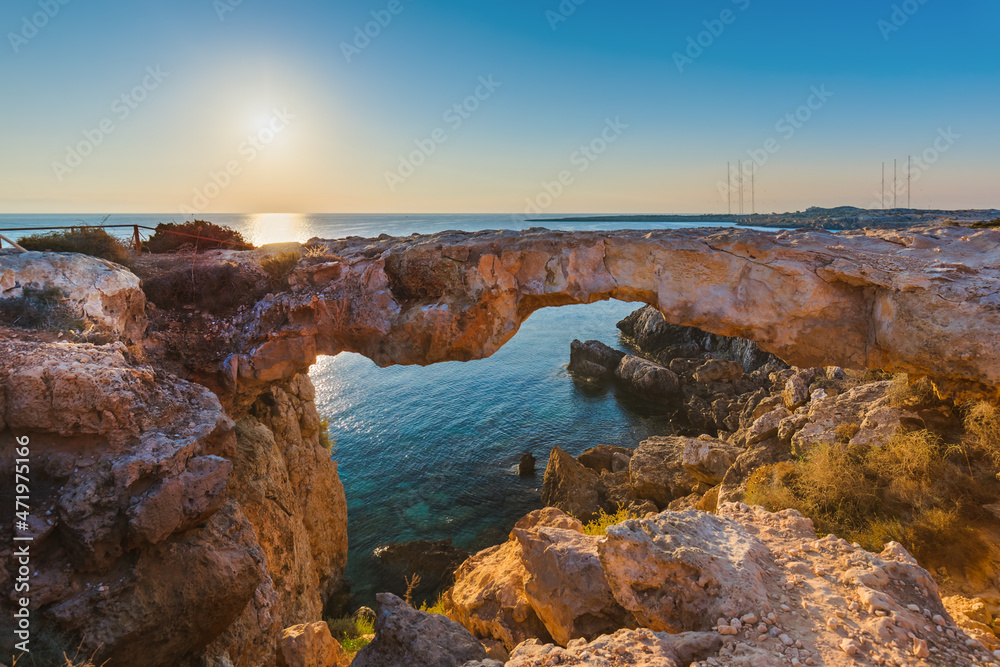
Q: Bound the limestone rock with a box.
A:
[568,339,625,380]
[542,447,603,521]
[514,525,634,646]
[693,359,744,383]
[615,355,681,400]
[629,437,697,508]
[598,510,772,632]
[681,435,744,486]
[0,251,146,342]
[718,436,791,504]
[352,593,487,667]
[372,538,469,606]
[505,628,722,667]
[277,622,350,667]
[746,407,792,446]
[577,444,632,473]
[234,226,1000,390]
[444,509,579,650]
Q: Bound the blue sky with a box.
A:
[1,0,996,214]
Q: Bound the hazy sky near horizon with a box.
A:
[1,0,997,216]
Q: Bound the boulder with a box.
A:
[628,437,697,508]
[0,251,146,342]
[577,444,633,473]
[718,436,791,504]
[568,340,626,379]
[615,355,681,400]
[541,447,603,521]
[598,511,772,633]
[746,407,791,446]
[680,436,744,486]
[518,452,536,476]
[505,628,722,667]
[514,525,634,646]
[444,509,580,650]
[782,371,814,410]
[693,359,744,383]
[371,538,469,606]
[352,593,487,667]
[277,622,350,667]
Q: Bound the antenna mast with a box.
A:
[738,160,743,216]
[882,162,885,210]
[727,162,731,215]
[893,159,897,209]
[751,168,755,215]
[908,155,911,209]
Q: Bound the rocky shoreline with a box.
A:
[1,223,1000,666]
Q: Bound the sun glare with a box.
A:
[247,213,311,246]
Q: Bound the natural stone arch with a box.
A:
[230,225,1000,392]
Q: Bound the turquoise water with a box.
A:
[0,213,771,605]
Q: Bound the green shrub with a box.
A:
[145,221,252,254]
[18,228,131,265]
[326,614,375,654]
[418,594,448,616]
[261,250,300,290]
[581,505,643,536]
[318,419,335,453]
[970,219,1000,229]
[0,286,82,331]
[142,263,267,314]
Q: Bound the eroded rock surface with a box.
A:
[234,225,1000,390]
[0,251,146,342]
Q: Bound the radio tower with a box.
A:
[881,162,885,210]
[727,162,731,215]
[893,159,897,209]
[751,168,755,215]
[738,161,743,216]
[908,155,911,209]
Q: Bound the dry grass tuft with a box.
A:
[746,427,996,569]
[581,505,644,536]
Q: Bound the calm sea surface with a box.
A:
[0,213,773,605]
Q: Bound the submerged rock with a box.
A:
[352,593,487,667]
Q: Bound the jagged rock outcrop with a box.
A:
[352,593,487,667]
[0,251,146,342]
[0,339,348,667]
[453,504,1000,667]
[567,339,625,380]
[232,225,1000,391]
[443,509,580,651]
[628,436,698,509]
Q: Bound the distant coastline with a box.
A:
[530,206,1000,230]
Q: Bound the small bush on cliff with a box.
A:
[318,419,335,453]
[142,263,268,315]
[0,286,82,331]
[582,505,643,536]
[745,429,996,569]
[965,401,1000,472]
[326,615,374,654]
[145,220,252,253]
[18,228,131,266]
[260,250,300,290]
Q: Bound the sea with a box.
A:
[0,213,775,606]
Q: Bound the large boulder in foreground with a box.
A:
[0,251,145,342]
[352,593,486,667]
[513,524,634,646]
[443,509,578,651]
[598,510,771,633]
